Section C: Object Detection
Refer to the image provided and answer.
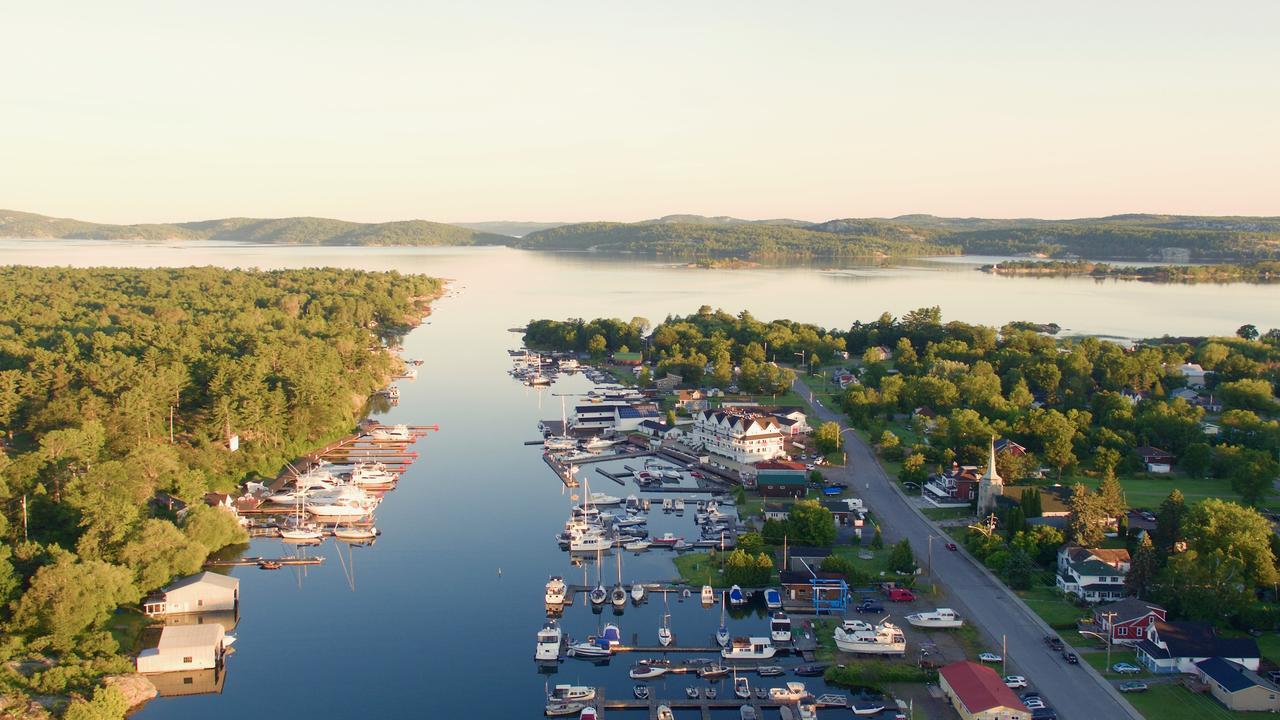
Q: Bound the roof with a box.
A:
[1096,598,1165,623]
[155,624,224,651]
[1151,621,1260,660]
[779,569,843,585]
[822,501,851,514]
[1072,559,1124,577]
[756,460,806,471]
[1197,658,1277,694]
[939,661,1028,714]
[164,571,239,594]
[1134,445,1173,459]
[758,471,806,485]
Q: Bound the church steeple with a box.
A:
[984,436,1002,483]
[977,435,1003,516]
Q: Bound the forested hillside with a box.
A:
[0,266,440,715]
[0,210,509,246]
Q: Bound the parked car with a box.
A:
[884,587,916,602]
[979,652,1003,663]
[1024,698,1046,710]
[855,599,885,614]
[1020,692,1042,703]
[1030,709,1058,720]
[945,542,958,551]
[1062,651,1078,664]
[1111,662,1141,674]
[1119,681,1148,693]
[1003,675,1027,689]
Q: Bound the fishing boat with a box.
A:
[832,618,906,655]
[543,701,585,717]
[698,664,728,679]
[793,664,828,677]
[549,685,596,702]
[764,588,782,609]
[716,591,730,647]
[769,682,811,702]
[651,533,682,548]
[735,674,751,699]
[656,707,675,720]
[629,663,668,680]
[756,666,785,677]
[545,576,568,606]
[630,583,646,602]
[369,423,411,442]
[701,585,715,604]
[624,539,651,552]
[633,685,649,700]
[770,612,792,644]
[722,636,776,660]
[728,585,745,606]
[905,608,964,628]
[535,621,562,661]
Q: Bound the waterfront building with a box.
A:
[690,409,787,464]
[143,572,240,617]
[136,624,230,674]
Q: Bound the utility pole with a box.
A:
[1103,611,1117,670]
[1002,634,1007,677]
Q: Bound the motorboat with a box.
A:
[701,585,715,604]
[661,498,673,512]
[850,697,886,715]
[544,701,586,717]
[796,703,818,720]
[770,612,792,644]
[665,470,682,481]
[673,498,685,513]
[673,540,690,551]
[722,636,776,660]
[728,585,745,606]
[545,436,577,451]
[651,533,682,548]
[549,685,596,702]
[571,530,615,553]
[906,608,964,629]
[579,707,597,720]
[566,641,610,658]
[629,663,668,680]
[735,675,751,699]
[347,462,398,487]
[756,666,785,677]
[625,495,640,511]
[685,687,700,699]
[600,624,622,648]
[535,621,562,661]
[656,707,674,720]
[582,437,617,451]
[615,515,646,528]
[740,705,757,720]
[307,495,379,519]
[546,576,568,605]
[624,540,651,552]
[588,492,623,506]
[333,525,378,542]
[630,584,646,602]
[793,664,828,677]
[368,424,411,442]
[705,688,717,699]
[769,682,811,702]
[833,618,906,655]
[764,588,782,609]
[698,664,728,679]
[633,685,649,700]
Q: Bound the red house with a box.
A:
[1092,598,1167,645]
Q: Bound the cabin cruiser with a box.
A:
[543,701,586,717]
[651,533,682,548]
[769,682,811,702]
[770,613,792,644]
[549,685,596,702]
[623,539,651,552]
[345,461,398,486]
[535,621,562,661]
[615,515,646,528]
[905,608,964,628]
[368,423,411,442]
[307,494,378,518]
[625,495,641,511]
[583,437,617,451]
[833,618,906,655]
[629,662,668,680]
[673,498,685,513]
[600,624,622,648]
[588,492,623,506]
[722,636,777,660]
[570,529,614,553]
[701,585,715,604]
[545,576,568,605]
[566,640,610,658]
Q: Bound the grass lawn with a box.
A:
[673,551,725,587]
[922,507,974,521]
[1126,683,1258,720]
[1079,649,1148,677]
[1254,633,1280,665]
[828,545,902,582]
[1110,475,1279,511]
[1016,585,1087,630]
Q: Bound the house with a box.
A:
[1088,598,1167,645]
[924,464,981,507]
[779,568,847,612]
[136,624,230,674]
[1135,621,1260,674]
[674,389,708,412]
[1170,387,1200,403]
[1180,362,1208,388]
[1135,446,1175,473]
[613,404,660,432]
[823,501,865,538]
[755,460,808,498]
[938,661,1030,720]
[763,501,791,522]
[653,373,682,392]
[612,351,643,366]
[1056,546,1130,603]
[1194,657,1280,712]
[994,438,1027,456]
[143,572,240,617]
[691,409,788,464]
[637,419,682,440]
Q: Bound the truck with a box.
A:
[884,587,916,602]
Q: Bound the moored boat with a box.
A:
[764,588,782,609]
[549,684,596,702]
[769,681,810,702]
[544,701,585,717]
[629,662,667,680]
[630,583,646,602]
[545,576,568,605]
[722,636,776,660]
[701,585,715,604]
[728,584,745,606]
[770,612,792,644]
[535,621,562,661]
[905,607,964,628]
[793,663,828,677]
[698,663,728,679]
[833,618,906,655]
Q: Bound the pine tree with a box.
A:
[1153,489,1187,559]
[1127,534,1157,599]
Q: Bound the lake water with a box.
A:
[1,241,1277,718]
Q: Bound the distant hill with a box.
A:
[449,221,568,238]
[0,210,510,246]
[643,214,813,227]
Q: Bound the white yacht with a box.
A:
[279,526,322,541]
[544,436,576,451]
[623,539,651,552]
[333,525,377,541]
[588,492,623,506]
[535,621,562,661]
[549,685,595,702]
[347,462,398,487]
[673,498,685,513]
[768,682,810,702]
[569,529,614,553]
[701,585,715,605]
[769,613,792,644]
[906,608,964,629]
[545,576,568,605]
[368,423,411,442]
[721,636,776,660]
[833,619,906,655]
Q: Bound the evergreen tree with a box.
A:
[1153,489,1187,558]
[1126,533,1158,599]
[1068,482,1106,547]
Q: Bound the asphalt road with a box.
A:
[793,376,1143,720]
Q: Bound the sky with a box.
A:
[3,1,1278,224]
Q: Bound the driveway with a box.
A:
[793,376,1143,720]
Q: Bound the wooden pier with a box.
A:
[205,556,324,567]
[594,687,793,720]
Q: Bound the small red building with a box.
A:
[1092,598,1167,645]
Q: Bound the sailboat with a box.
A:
[658,594,673,646]
[589,545,607,607]
[280,495,322,541]
[610,551,627,608]
[716,590,730,647]
[334,522,377,542]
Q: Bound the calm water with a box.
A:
[1,241,1277,718]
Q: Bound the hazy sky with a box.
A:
[4,2,1278,224]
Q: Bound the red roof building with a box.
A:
[938,661,1030,720]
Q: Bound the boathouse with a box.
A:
[143,572,239,617]
[136,624,228,674]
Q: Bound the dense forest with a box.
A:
[984,259,1280,283]
[0,266,440,716]
[0,210,509,246]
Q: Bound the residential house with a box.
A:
[637,419,682,440]
[691,409,788,464]
[674,389,708,412]
[1088,598,1167,645]
[143,572,240,617]
[1135,446,1175,473]
[924,464,981,507]
[938,661,1031,720]
[994,439,1027,456]
[779,568,847,612]
[1170,387,1200,403]
[1180,362,1208,388]
[755,460,808,497]
[653,373,682,392]
[1194,657,1280,712]
[1056,546,1130,603]
[763,501,791,522]
[1136,621,1260,674]
[823,501,865,538]
[136,624,230,674]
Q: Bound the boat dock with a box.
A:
[595,468,628,485]
[592,687,829,720]
[205,556,324,567]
